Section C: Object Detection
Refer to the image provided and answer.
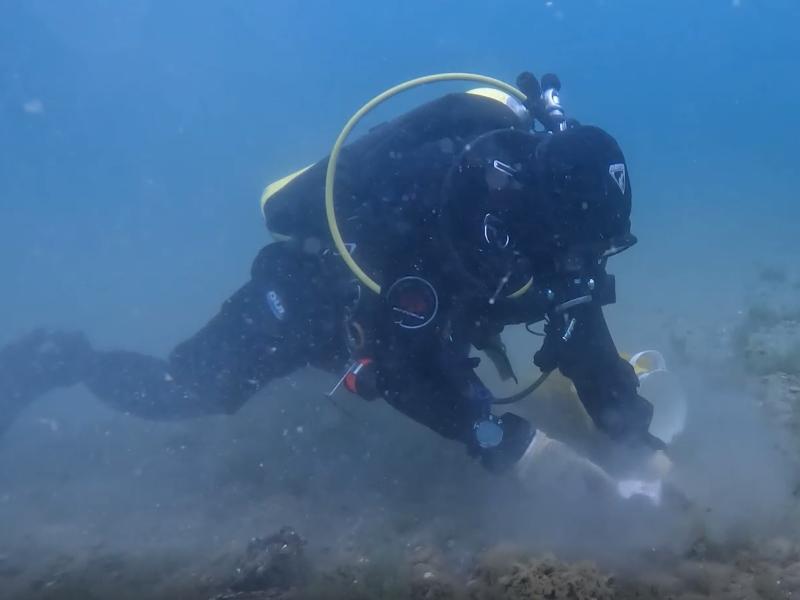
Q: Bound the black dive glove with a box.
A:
[533,303,663,451]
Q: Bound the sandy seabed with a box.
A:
[2,275,800,600]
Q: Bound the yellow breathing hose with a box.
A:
[324,73,528,295]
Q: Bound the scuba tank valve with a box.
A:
[540,73,567,132]
[516,72,568,133]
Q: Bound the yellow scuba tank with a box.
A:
[258,73,531,292]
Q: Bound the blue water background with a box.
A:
[1,0,798,354]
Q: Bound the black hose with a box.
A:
[491,370,552,405]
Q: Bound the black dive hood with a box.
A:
[440,125,636,297]
[533,124,636,260]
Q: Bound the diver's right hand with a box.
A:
[0,329,93,435]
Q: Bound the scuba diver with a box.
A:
[0,71,670,498]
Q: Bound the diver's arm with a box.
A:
[534,302,657,447]
[373,331,534,472]
[490,271,657,444]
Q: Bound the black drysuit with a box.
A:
[78,92,654,470]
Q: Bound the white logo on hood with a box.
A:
[609,163,626,194]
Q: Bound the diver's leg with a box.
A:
[85,242,341,419]
[84,282,297,419]
[0,330,94,435]
[0,242,341,430]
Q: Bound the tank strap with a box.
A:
[466,87,529,121]
[260,165,313,221]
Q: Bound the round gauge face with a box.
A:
[474,419,504,449]
[386,276,439,330]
